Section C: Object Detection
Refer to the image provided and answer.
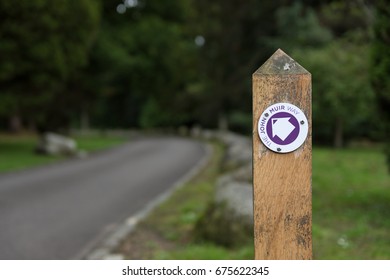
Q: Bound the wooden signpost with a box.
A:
[252,49,312,259]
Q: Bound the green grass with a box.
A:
[75,135,126,152]
[0,133,126,173]
[313,147,390,259]
[119,145,389,260]
[4,133,386,259]
[143,142,249,259]
[155,244,254,260]
[118,142,255,260]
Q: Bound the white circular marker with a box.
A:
[258,102,308,153]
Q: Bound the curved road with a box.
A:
[0,137,206,259]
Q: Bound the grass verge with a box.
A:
[313,147,389,259]
[116,145,389,260]
[0,133,126,173]
[116,141,254,260]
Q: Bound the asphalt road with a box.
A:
[0,137,207,259]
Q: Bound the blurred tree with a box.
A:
[272,0,378,146]
[89,0,198,129]
[193,0,281,132]
[0,0,101,132]
[371,0,390,171]
[319,0,374,37]
[270,1,333,52]
[294,40,375,147]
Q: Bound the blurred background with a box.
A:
[0,0,389,259]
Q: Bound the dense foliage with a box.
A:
[371,0,390,169]
[0,0,101,132]
[0,0,388,155]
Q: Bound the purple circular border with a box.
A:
[266,112,300,145]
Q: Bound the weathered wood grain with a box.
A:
[252,49,312,259]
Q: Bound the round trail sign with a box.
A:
[258,102,308,153]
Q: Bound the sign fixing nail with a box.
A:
[258,102,308,153]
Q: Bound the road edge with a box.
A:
[78,140,212,260]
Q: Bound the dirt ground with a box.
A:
[115,224,177,260]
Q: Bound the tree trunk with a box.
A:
[9,114,22,133]
[334,117,343,148]
[218,114,228,132]
[80,110,90,131]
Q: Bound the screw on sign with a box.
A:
[252,49,312,260]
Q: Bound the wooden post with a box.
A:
[252,49,312,259]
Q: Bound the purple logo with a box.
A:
[258,102,308,153]
[266,112,299,145]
